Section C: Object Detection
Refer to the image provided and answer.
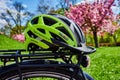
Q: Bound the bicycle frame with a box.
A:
[0,49,91,80]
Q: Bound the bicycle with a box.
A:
[0,45,95,80]
[0,14,96,80]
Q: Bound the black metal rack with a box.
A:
[0,46,96,80]
[0,49,84,80]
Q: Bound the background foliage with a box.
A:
[0,1,120,80]
[0,34,120,80]
[0,0,120,47]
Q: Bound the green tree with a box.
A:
[37,0,54,14]
[0,1,33,35]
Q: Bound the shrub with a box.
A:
[12,34,25,42]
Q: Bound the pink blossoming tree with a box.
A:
[65,0,116,47]
[104,15,120,45]
[12,34,25,42]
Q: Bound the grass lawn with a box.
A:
[0,34,25,49]
[0,34,120,80]
[84,47,120,80]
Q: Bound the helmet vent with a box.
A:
[27,31,37,38]
[59,18,71,26]
[57,27,73,40]
[43,17,57,26]
[31,17,39,24]
[50,32,64,42]
[75,24,85,43]
[37,28,45,34]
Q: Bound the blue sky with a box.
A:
[13,0,82,14]
[13,0,39,13]
[13,0,60,14]
[13,0,120,15]
[0,0,119,28]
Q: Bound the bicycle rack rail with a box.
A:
[0,49,86,80]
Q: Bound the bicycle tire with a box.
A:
[0,60,83,80]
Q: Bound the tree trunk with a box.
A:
[93,31,99,48]
[112,35,117,46]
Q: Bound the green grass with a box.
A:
[0,34,25,49]
[0,34,120,79]
[84,47,120,80]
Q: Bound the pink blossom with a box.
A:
[65,0,117,34]
[12,34,25,42]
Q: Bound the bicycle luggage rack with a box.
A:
[0,49,84,80]
[0,49,76,66]
[0,46,95,80]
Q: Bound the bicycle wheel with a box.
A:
[0,60,83,80]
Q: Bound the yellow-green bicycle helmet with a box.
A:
[25,14,93,53]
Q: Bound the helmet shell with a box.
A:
[25,14,85,50]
